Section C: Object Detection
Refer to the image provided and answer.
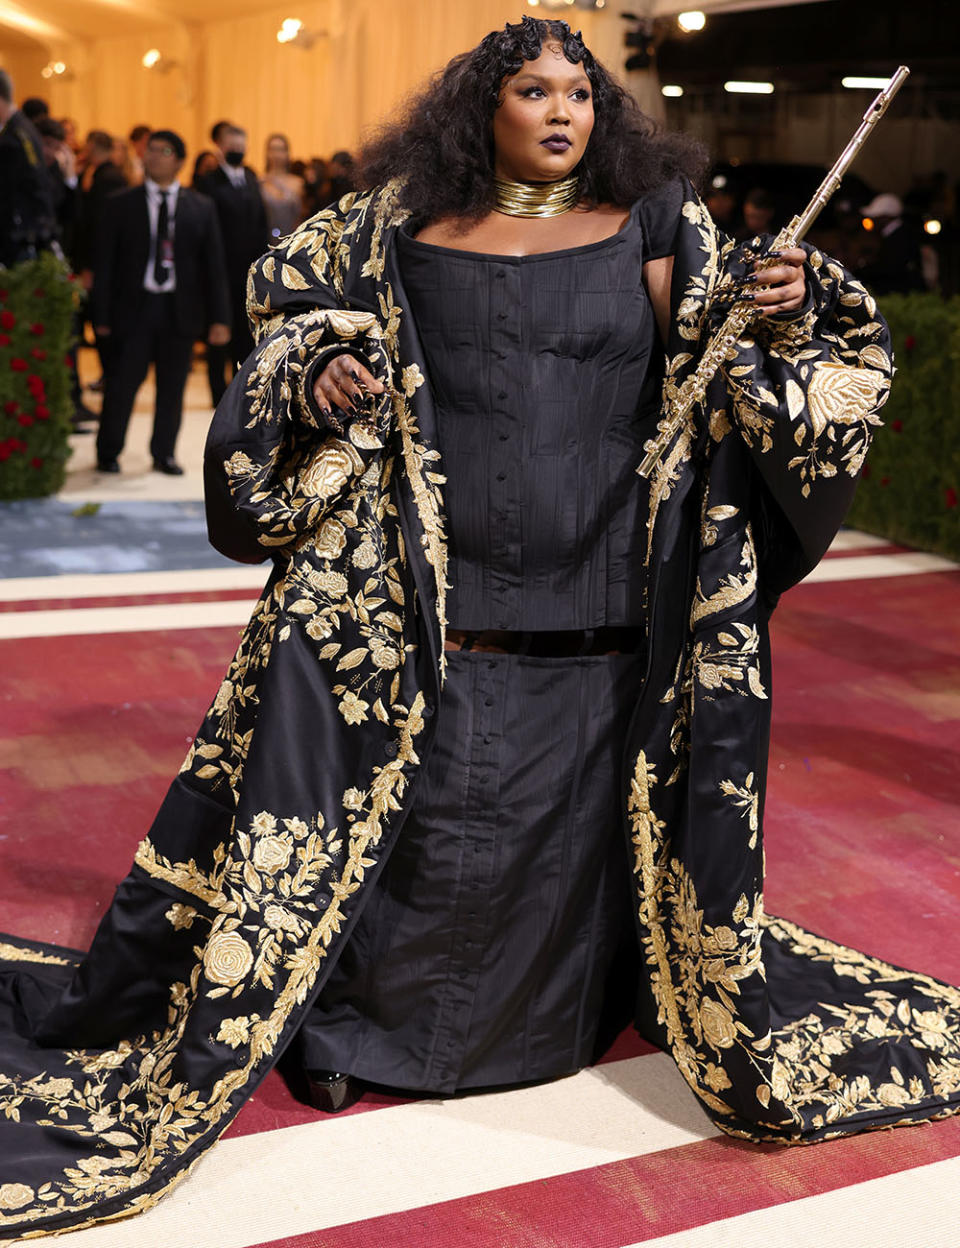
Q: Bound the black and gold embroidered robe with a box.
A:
[1,180,959,1237]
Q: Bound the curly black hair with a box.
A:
[359,15,707,227]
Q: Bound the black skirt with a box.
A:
[294,648,645,1093]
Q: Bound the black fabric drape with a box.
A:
[0,179,958,1239]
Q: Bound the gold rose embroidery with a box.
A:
[203,931,255,988]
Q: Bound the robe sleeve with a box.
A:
[714,244,893,595]
[655,176,893,599]
[203,193,395,565]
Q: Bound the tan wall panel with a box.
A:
[1,2,633,168]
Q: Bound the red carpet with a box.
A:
[1,542,958,1246]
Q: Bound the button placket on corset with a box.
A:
[487,263,521,632]
[425,653,508,1090]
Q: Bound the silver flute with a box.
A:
[637,65,911,480]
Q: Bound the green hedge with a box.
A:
[847,293,960,561]
[0,252,77,500]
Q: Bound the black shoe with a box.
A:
[152,457,185,476]
[97,458,120,473]
[303,1070,361,1113]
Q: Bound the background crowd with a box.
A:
[1,64,957,477]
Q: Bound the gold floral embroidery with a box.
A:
[0,941,74,967]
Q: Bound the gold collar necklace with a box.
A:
[493,173,581,218]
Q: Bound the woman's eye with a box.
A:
[573,90,591,102]
[521,87,545,98]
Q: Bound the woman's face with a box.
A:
[492,41,594,183]
[267,138,289,170]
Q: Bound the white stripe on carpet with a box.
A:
[0,567,267,602]
[628,1154,960,1248]
[827,530,893,552]
[42,1054,716,1248]
[803,551,956,583]
[0,599,254,639]
[0,551,954,639]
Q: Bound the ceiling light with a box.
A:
[924,219,942,236]
[661,84,684,98]
[142,48,161,68]
[677,10,706,32]
[842,76,891,90]
[277,18,302,43]
[724,81,775,95]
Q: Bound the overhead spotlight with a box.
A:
[842,76,891,90]
[924,219,942,236]
[276,17,320,47]
[862,217,875,231]
[41,60,70,79]
[277,18,302,43]
[724,80,775,95]
[677,10,706,32]
[142,48,161,68]
[661,84,684,98]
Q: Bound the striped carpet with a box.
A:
[1,493,959,1245]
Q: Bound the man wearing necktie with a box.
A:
[92,130,231,474]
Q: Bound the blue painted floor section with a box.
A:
[0,500,237,579]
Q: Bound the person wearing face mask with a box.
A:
[198,121,269,404]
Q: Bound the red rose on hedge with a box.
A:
[946,488,959,509]
[27,374,44,393]
[0,334,10,347]
[880,476,890,487]
[30,348,47,361]
[861,463,871,480]
[10,358,28,372]
[32,288,45,298]
[17,415,34,427]
[34,405,50,420]
[29,322,45,336]
[891,419,903,432]
[904,335,916,350]
[30,457,44,469]
[0,310,15,330]
[3,400,17,415]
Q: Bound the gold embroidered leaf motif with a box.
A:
[288,599,317,615]
[707,506,739,522]
[807,362,885,437]
[337,648,368,671]
[785,378,806,421]
[859,343,891,371]
[280,263,311,291]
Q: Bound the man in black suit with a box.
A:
[198,122,269,404]
[0,69,57,266]
[92,130,231,475]
[75,130,128,282]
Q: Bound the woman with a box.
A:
[259,131,305,241]
[0,17,957,1239]
[191,148,219,187]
